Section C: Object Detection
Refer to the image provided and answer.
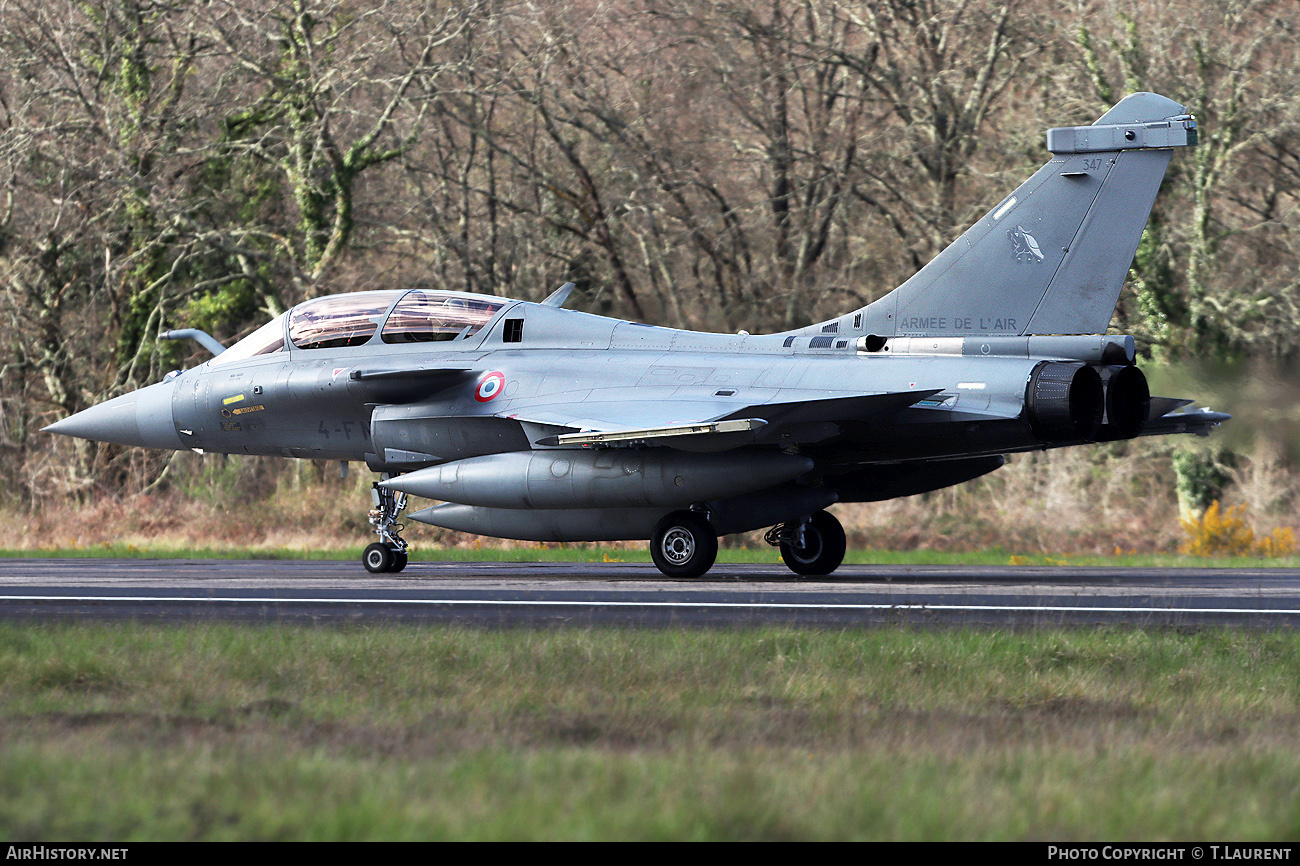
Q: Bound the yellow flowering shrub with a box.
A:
[1180,501,1297,557]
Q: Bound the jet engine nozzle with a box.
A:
[1025,361,1105,442]
[1098,364,1150,440]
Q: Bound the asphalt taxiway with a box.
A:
[1,558,1298,627]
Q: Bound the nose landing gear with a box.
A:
[364,478,409,573]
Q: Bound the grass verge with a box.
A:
[2,624,1300,840]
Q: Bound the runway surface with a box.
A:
[1,558,1299,627]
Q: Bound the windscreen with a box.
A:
[207,314,287,367]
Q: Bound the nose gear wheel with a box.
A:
[364,478,409,573]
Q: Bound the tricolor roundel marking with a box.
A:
[475,371,506,402]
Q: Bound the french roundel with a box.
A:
[475,371,506,402]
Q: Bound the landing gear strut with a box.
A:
[364,478,409,573]
[767,510,846,576]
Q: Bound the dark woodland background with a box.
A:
[2,0,1297,551]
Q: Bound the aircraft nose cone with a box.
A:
[43,380,183,450]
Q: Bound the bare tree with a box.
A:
[1077,0,1300,360]
[201,0,474,301]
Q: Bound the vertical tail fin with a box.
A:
[831,93,1196,339]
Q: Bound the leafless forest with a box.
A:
[2,0,1297,550]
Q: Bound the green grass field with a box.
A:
[3,624,1300,841]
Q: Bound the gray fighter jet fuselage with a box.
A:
[46,92,1227,577]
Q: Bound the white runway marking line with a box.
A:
[3,595,1300,615]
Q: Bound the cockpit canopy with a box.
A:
[288,291,402,350]
[381,291,504,344]
[287,290,505,350]
[206,289,508,367]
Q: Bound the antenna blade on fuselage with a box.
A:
[541,281,577,308]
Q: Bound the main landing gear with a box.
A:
[764,510,847,577]
[364,478,409,573]
[648,507,847,578]
[651,510,719,579]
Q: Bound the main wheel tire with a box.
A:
[650,511,718,578]
[780,510,847,576]
[363,542,395,574]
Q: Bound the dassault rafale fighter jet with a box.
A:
[47,92,1227,577]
